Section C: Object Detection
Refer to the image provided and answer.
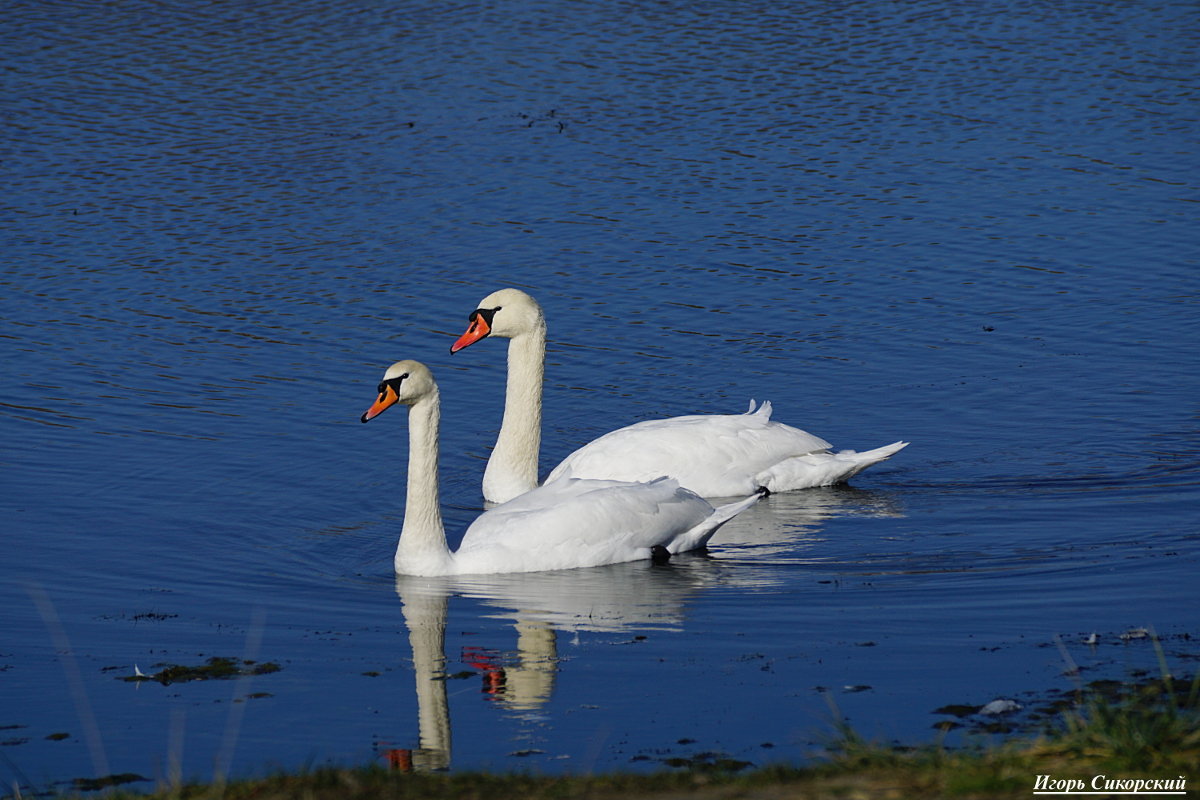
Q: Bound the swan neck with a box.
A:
[483,326,545,503]
[396,390,452,573]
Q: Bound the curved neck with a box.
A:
[482,325,546,503]
[396,390,452,573]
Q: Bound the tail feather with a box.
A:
[669,492,761,554]
[741,399,773,418]
[758,441,909,492]
[841,440,909,462]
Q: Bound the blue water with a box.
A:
[3,0,1198,793]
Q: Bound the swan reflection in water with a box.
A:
[380,484,903,772]
[711,485,904,560]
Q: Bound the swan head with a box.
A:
[450,288,544,353]
[360,360,436,422]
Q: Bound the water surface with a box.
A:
[2,0,1198,793]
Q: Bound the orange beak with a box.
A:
[450,312,491,353]
[361,384,400,423]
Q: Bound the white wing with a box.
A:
[545,402,838,497]
[454,478,724,574]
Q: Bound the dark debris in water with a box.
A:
[69,773,149,792]
[0,724,29,746]
[933,703,982,718]
[932,669,1198,737]
[660,751,754,773]
[929,627,1200,735]
[122,656,281,685]
[97,610,179,622]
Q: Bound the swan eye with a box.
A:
[381,375,409,394]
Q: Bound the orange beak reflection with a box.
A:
[361,384,400,423]
[450,313,491,353]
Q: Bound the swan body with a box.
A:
[451,288,908,503]
[546,400,908,498]
[361,360,758,577]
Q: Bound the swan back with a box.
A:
[546,404,835,497]
[453,477,718,574]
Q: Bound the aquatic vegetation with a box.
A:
[120,657,281,686]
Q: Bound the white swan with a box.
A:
[360,360,759,576]
[450,288,908,504]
